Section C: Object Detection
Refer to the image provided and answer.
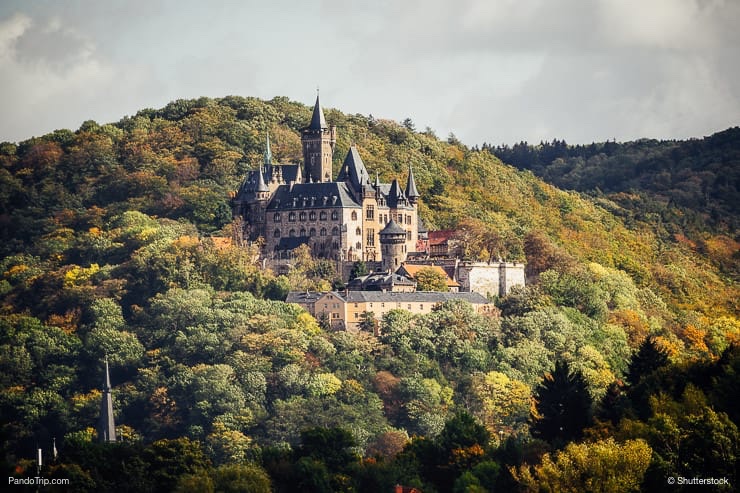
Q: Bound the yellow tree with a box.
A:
[512,438,652,493]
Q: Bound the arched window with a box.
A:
[332,242,339,250]
[288,212,296,222]
[299,212,307,221]
[273,229,280,238]
[300,228,306,237]
[320,228,327,237]
[289,229,296,237]
[320,211,327,220]
[309,228,316,237]
[331,226,339,236]
[331,211,338,220]
[309,211,316,221]
[273,213,281,222]
[355,227,361,236]
[351,211,357,221]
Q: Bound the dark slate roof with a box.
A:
[344,291,491,304]
[337,146,372,191]
[286,291,327,303]
[387,179,411,209]
[308,94,327,130]
[266,182,361,210]
[348,271,416,290]
[380,218,406,235]
[405,166,419,198]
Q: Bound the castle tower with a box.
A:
[302,93,336,183]
[380,219,407,271]
[97,358,116,443]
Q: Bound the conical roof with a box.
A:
[256,166,269,192]
[380,218,406,236]
[308,94,327,130]
[405,165,419,199]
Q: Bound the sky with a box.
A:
[1,0,738,146]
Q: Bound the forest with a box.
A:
[0,95,738,492]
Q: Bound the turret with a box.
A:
[380,219,407,271]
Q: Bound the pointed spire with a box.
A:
[308,93,327,130]
[374,171,380,188]
[405,165,419,203]
[263,131,272,168]
[97,358,117,443]
[256,166,269,193]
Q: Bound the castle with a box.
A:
[232,94,420,265]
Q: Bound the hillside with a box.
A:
[1,96,738,491]
[487,129,740,281]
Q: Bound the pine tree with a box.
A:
[626,336,669,386]
[531,360,592,447]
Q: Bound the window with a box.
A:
[299,212,307,221]
[332,226,339,236]
[332,312,339,319]
[300,228,306,237]
[289,229,296,237]
[273,213,281,222]
[354,303,358,308]
[366,229,374,246]
[354,313,359,319]
[320,228,327,236]
[356,227,361,236]
[407,231,412,240]
[332,242,339,249]
[381,303,385,308]
[320,211,327,220]
[273,229,280,238]
[288,212,296,222]
[420,304,424,310]
[309,211,316,221]
[356,242,361,249]
[408,304,412,310]
[309,227,316,237]
[366,205,375,220]
[351,211,358,221]
[331,211,338,220]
